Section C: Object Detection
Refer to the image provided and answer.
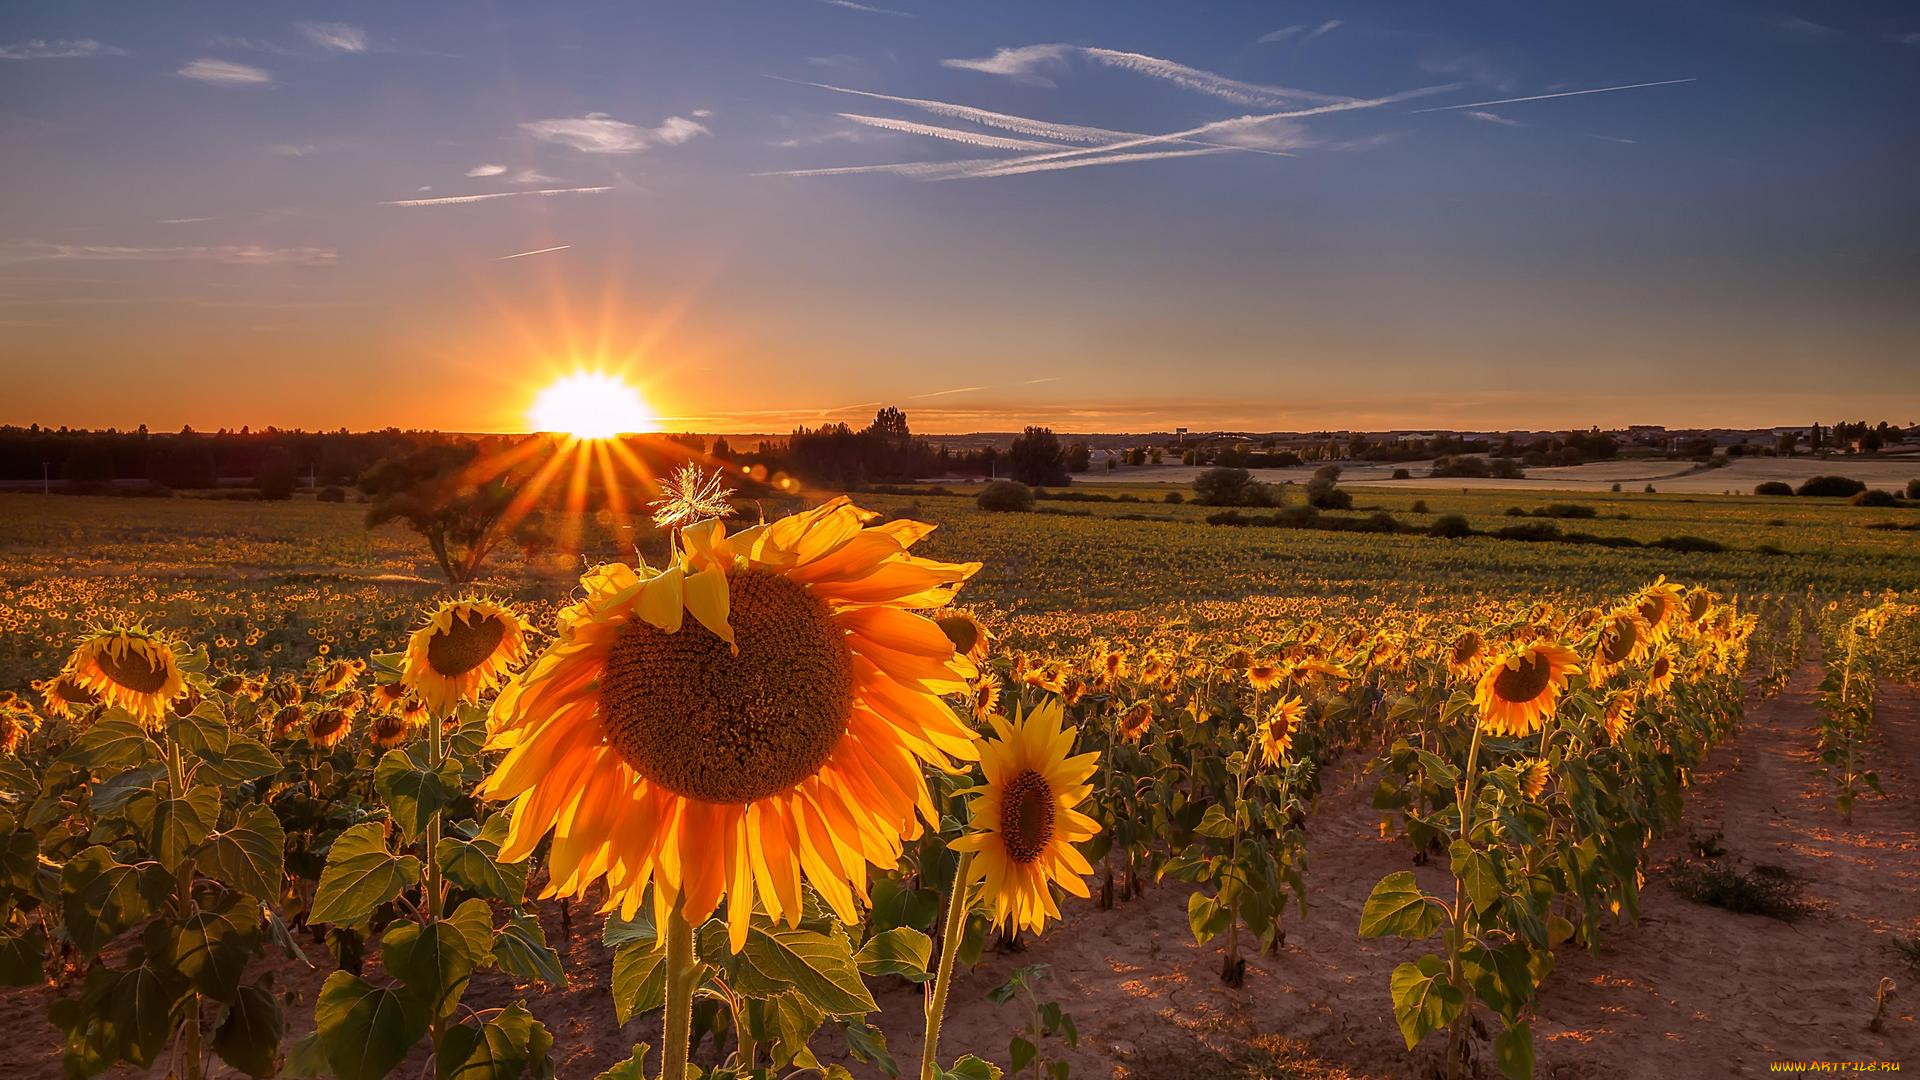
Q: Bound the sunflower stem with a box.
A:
[662,908,698,1080]
[423,705,446,1055]
[166,726,205,1080]
[1444,721,1487,1080]
[919,848,976,1080]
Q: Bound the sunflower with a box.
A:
[61,626,188,729]
[950,698,1100,935]
[314,658,362,694]
[1519,759,1550,800]
[1246,663,1284,692]
[401,598,535,716]
[369,710,411,750]
[1446,631,1485,680]
[1602,691,1635,741]
[968,672,1003,720]
[371,681,409,712]
[309,707,352,748]
[271,704,305,740]
[1118,700,1154,743]
[1644,651,1676,697]
[1473,639,1581,737]
[398,695,430,728]
[935,611,994,665]
[37,673,100,720]
[0,706,36,755]
[1589,609,1650,679]
[1259,695,1305,766]
[480,498,981,950]
[1635,577,1684,643]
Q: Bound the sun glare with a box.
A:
[529,372,658,438]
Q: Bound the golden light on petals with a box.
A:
[62,627,188,729]
[402,598,534,716]
[1473,639,1580,738]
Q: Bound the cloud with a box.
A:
[496,245,571,261]
[206,35,296,56]
[178,58,272,85]
[1420,50,1519,92]
[779,78,1142,144]
[944,44,1350,106]
[1586,133,1638,145]
[1893,32,1920,46]
[296,21,369,53]
[1765,14,1839,36]
[520,112,710,153]
[1258,26,1306,45]
[509,168,562,184]
[3,243,333,265]
[1302,20,1343,44]
[467,164,508,177]
[1411,79,1696,114]
[821,0,913,15]
[381,185,614,207]
[837,113,1068,151]
[0,39,125,61]
[1465,110,1526,127]
[269,142,319,157]
[942,44,1072,86]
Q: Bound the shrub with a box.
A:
[1193,466,1275,507]
[1649,535,1727,553]
[1754,481,1794,496]
[1361,511,1402,533]
[1644,484,1657,494]
[1850,489,1899,507]
[1409,499,1430,514]
[1538,503,1598,519]
[1491,458,1526,479]
[1205,510,1249,526]
[1305,470,1350,510]
[1391,468,1412,480]
[1908,478,1920,500]
[976,479,1034,512]
[1796,475,1866,498]
[1611,482,1622,493]
[1667,862,1808,922]
[1429,455,1489,479]
[317,486,347,503]
[1427,514,1473,538]
[1504,506,1527,517]
[1163,491,1184,504]
[254,448,299,501]
[1272,505,1321,528]
[1494,522,1562,542]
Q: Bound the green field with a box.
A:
[2,484,1912,687]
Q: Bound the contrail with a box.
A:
[1410,78,1696,113]
[382,186,613,207]
[838,113,1070,151]
[495,244,571,261]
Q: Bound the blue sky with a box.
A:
[2,1,1916,433]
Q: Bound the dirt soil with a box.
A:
[5,654,1916,1078]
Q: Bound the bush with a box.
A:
[1504,506,1527,517]
[1908,479,1920,500]
[1538,503,1598,519]
[976,479,1034,512]
[1611,482,1623,492]
[1205,510,1249,526]
[1429,455,1489,479]
[1427,514,1473,538]
[317,486,347,503]
[1649,535,1727,553]
[254,448,299,501]
[1193,466,1275,507]
[1391,468,1412,480]
[1754,481,1794,496]
[1494,522,1563,542]
[1360,511,1402,533]
[1409,499,1430,514]
[1796,475,1866,498]
[1163,491,1183,504]
[1667,862,1808,922]
[1273,505,1321,528]
[1850,488,1899,507]
[1644,484,1657,494]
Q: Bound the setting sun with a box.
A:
[528,372,659,438]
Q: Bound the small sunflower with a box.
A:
[314,658,363,694]
[1247,663,1284,692]
[1602,691,1635,741]
[936,611,995,664]
[950,699,1100,935]
[481,497,982,950]
[371,681,409,712]
[1590,609,1650,679]
[61,626,188,729]
[968,672,1003,721]
[309,707,352,748]
[1118,700,1154,743]
[1446,631,1485,680]
[401,598,535,716]
[369,710,411,750]
[1644,651,1676,697]
[1473,639,1581,738]
[399,695,430,728]
[37,672,100,720]
[1635,577,1684,643]
[1259,695,1305,766]
[1519,759,1550,800]
[0,706,36,755]
[271,704,305,740]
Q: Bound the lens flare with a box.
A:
[529,372,658,438]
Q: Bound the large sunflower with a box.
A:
[1589,609,1650,680]
[1473,639,1581,738]
[401,598,535,715]
[480,498,981,950]
[61,626,187,729]
[950,698,1100,935]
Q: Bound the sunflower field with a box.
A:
[0,485,1910,1079]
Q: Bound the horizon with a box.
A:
[5,2,1919,434]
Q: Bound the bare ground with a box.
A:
[5,655,1916,1078]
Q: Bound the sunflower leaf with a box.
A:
[743,923,877,1017]
[60,717,155,773]
[1389,954,1463,1050]
[1359,871,1444,940]
[314,970,430,1080]
[854,927,932,982]
[198,804,286,900]
[375,749,464,843]
[309,821,420,929]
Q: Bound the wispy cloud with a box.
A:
[1302,20,1343,44]
[1410,78,1696,113]
[2,243,333,265]
[776,78,1141,144]
[158,217,216,225]
[496,245,571,261]
[296,21,369,53]
[521,113,710,153]
[178,58,273,85]
[837,113,1068,151]
[944,44,1350,105]
[1893,32,1920,47]
[467,164,508,177]
[821,0,912,15]
[1465,110,1526,127]
[1258,25,1307,45]
[0,39,125,61]
[1587,133,1638,145]
[381,186,614,207]
[1765,13,1840,37]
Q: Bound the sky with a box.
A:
[2,1,1917,435]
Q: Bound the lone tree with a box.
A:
[1007,426,1070,486]
[361,441,548,583]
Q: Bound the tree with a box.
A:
[1007,426,1069,486]
[361,442,547,583]
[1065,442,1092,473]
[1192,467,1274,507]
[254,447,298,500]
[976,479,1034,512]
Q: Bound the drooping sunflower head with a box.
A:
[309,707,352,748]
[1635,578,1684,642]
[1447,631,1486,679]
[1260,695,1305,766]
[951,698,1101,935]
[1519,758,1551,800]
[1591,609,1649,677]
[936,611,995,665]
[1118,700,1154,744]
[61,626,188,729]
[0,705,37,755]
[37,672,100,720]
[314,658,363,694]
[1602,691,1635,741]
[271,704,305,740]
[402,598,535,716]
[1645,651,1675,697]
[480,498,982,950]
[371,681,409,712]
[1683,587,1716,628]
[369,710,411,750]
[1473,639,1581,738]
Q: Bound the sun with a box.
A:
[529,372,658,438]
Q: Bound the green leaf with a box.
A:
[171,703,231,757]
[60,845,170,958]
[314,969,430,1080]
[592,1044,651,1080]
[1185,892,1232,944]
[1495,1021,1535,1080]
[854,927,933,982]
[375,748,465,842]
[67,955,190,1068]
[214,983,285,1078]
[941,1055,1005,1080]
[60,717,156,772]
[1450,840,1500,917]
[611,941,669,1025]
[166,897,262,999]
[1009,1035,1037,1075]
[1194,804,1237,839]
[194,735,281,786]
[141,783,222,871]
[1358,871,1444,940]
[841,1018,899,1077]
[198,804,286,899]
[309,821,421,929]
[437,1001,553,1080]
[437,814,528,902]
[0,924,47,986]
[742,923,877,1017]
[1389,954,1463,1051]
[88,763,167,818]
[493,914,565,987]
[383,899,493,1018]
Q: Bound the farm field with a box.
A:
[1,487,1916,1079]
[1072,456,1920,495]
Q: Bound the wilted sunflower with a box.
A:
[271,704,305,740]
[314,658,362,694]
[950,699,1100,935]
[371,681,409,712]
[1635,577,1684,643]
[1118,700,1154,743]
[1602,691,1636,741]
[0,706,36,755]
[37,672,100,720]
[309,707,352,748]
[480,497,981,950]
[61,626,188,728]
[369,710,411,750]
[1259,695,1305,766]
[1644,651,1676,697]
[401,598,534,716]
[1446,631,1485,680]
[1473,639,1581,737]
[1590,609,1650,679]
